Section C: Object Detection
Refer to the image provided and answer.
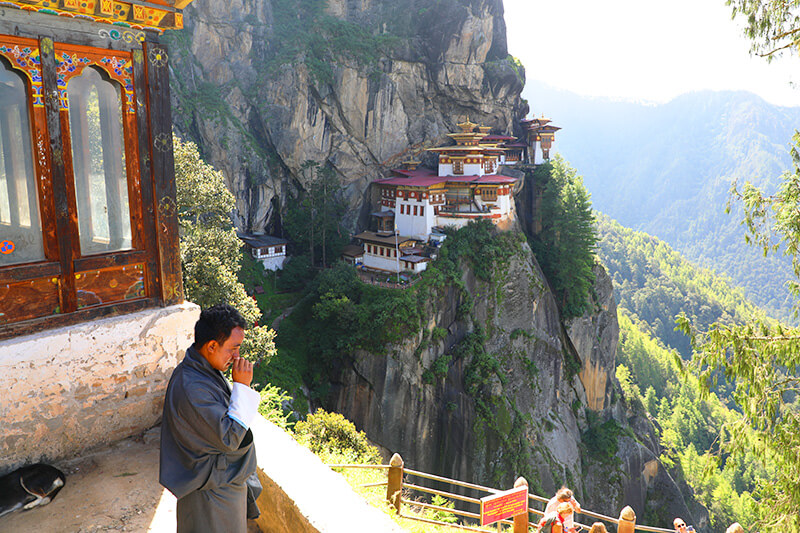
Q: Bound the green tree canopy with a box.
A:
[527,156,598,318]
[174,136,275,365]
[727,0,800,58]
[677,133,800,530]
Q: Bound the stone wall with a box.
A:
[0,302,199,474]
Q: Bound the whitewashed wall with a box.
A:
[0,302,199,473]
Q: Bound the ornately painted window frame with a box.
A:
[0,29,182,339]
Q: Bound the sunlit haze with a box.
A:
[504,0,800,107]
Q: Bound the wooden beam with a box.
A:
[132,47,161,301]
[144,41,183,305]
[39,36,78,314]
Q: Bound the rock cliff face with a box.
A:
[168,0,526,232]
[329,236,702,524]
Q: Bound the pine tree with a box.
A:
[529,156,598,318]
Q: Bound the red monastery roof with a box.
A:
[376,167,516,187]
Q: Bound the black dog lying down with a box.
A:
[0,464,65,518]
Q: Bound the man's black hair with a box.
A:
[194,304,247,348]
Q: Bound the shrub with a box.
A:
[294,409,380,464]
[241,325,277,366]
[257,384,293,430]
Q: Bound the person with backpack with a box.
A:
[538,502,577,533]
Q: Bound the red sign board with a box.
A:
[480,485,528,526]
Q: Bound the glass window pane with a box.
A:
[67,67,131,255]
[0,58,45,266]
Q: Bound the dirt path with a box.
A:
[271,303,297,331]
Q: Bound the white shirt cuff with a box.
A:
[228,382,261,429]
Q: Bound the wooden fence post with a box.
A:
[618,505,636,533]
[513,477,529,533]
[387,453,404,514]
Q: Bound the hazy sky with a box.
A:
[504,0,800,107]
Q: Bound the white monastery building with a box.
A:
[238,233,288,271]
[373,120,522,241]
[354,117,559,274]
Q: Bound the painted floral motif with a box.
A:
[55,52,135,114]
[100,55,135,113]
[55,51,91,111]
[148,47,168,68]
[0,44,44,107]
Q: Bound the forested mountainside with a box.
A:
[595,214,762,358]
[595,214,771,529]
[262,221,704,526]
[166,0,526,232]
[244,159,709,529]
[522,81,800,322]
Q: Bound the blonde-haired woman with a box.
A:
[589,522,608,533]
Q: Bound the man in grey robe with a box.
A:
[160,304,261,533]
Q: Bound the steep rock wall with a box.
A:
[329,240,703,525]
[167,0,526,232]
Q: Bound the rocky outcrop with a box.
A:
[168,0,526,232]
[328,238,702,525]
[567,263,618,412]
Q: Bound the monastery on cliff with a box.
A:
[353,117,559,275]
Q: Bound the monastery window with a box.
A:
[68,67,132,255]
[275,245,283,254]
[0,35,183,334]
[413,205,418,216]
[453,159,464,175]
[481,188,498,201]
[420,206,424,216]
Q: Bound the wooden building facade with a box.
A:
[0,1,191,338]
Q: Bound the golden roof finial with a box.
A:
[457,117,477,133]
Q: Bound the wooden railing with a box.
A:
[328,454,676,533]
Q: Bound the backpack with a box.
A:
[538,512,562,533]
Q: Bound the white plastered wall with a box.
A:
[0,302,199,473]
[261,254,287,271]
